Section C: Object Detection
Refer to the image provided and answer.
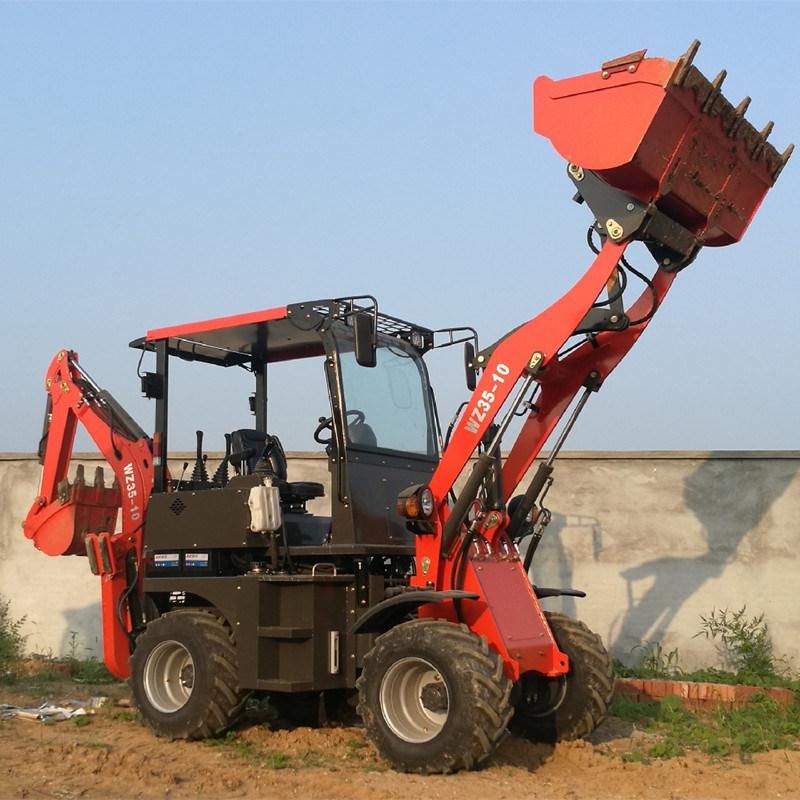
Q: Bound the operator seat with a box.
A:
[347,419,378,449]
[228,429,324,510]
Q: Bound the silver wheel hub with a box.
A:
[379,656,450,743]
[142,640,195,713]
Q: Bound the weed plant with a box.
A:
[615,606,799,691]
[612,693,800,761]
[0,596,26,669]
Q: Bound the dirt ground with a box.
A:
[1,681,798,800]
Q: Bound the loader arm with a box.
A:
[23,350,154,678]
[409,42,791,682]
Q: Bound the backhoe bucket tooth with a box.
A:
[94,466,105,488]
[534,41,792,250]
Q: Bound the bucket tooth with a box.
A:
[74,464,85,486]
[775,143,795,178]
[727,97,751,136]
[752,121,774,159]
[94,466,106,488]
[702,70,727,113]
[674,39,701,86]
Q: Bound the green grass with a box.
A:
[81,741,113,750]
[110,710,138,723]
[616,606,800,691]
[612,692,800,762]
[345,736,368,750]
[204,732,293,769]
[267,752,290,769]
[2,654,121,692]
[66,657,116,684]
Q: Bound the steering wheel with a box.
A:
[314,409,366,444]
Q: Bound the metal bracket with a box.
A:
[569,166,649,242]
[573,308,628,336]
[569,167,701,270]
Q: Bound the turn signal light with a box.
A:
[396,485,435,519]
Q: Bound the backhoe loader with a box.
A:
[23,42,791,772]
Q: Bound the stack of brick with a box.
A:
[615,678,794,710]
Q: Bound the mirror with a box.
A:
[354,311,377,368]
[464,341,477,391]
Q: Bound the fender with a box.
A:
[351,590,479,635]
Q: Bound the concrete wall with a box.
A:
[2,451,798,670]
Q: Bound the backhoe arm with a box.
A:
[23,350,154,678]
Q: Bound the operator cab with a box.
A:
[130,297,440,568]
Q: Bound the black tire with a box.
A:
[511,611,614,743]
[356,619,513,774]
[129,608,249,739]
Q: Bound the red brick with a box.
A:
[724,685,736,702]
[665,681,683,697]
[614,678,792,712]
[652,680,668,699]
[734,685,759,705]
[767,688,793,707]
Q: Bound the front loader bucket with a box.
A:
[534,41,792,247]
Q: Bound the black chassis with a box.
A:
[134,300,439,696]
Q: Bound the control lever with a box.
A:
[212,433,232,486]
[190,430,210,487]
[175,461,189,492]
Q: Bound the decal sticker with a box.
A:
[153,552,180,568]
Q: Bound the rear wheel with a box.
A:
[130,608,249,739]
[511,611,614,743]
[357,619,513,774]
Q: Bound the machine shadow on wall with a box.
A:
[610,456,797,659]
[521,511,604,619]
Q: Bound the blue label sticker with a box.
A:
[154,553,180,568]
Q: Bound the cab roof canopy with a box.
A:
[129,298,433,367]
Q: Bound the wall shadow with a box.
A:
[60,602,102,659]
[520,511,603,618]
[611,456,797,659]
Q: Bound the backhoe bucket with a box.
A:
[534,41,792,247]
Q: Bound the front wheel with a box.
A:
[511,611,614,743]
[356,619,513,774]
[130,608,249,739]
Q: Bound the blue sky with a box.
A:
[2,1,798,453]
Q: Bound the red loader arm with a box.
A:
[23,350,154,678]
[412,42,791,682]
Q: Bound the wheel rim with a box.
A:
[520,674,568,717]
[142,640,195,713]
[379,656,449,743]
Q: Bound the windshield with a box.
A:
[337,337,437,458]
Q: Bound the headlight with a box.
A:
[396,484,435,519]
[419,487,434,518]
